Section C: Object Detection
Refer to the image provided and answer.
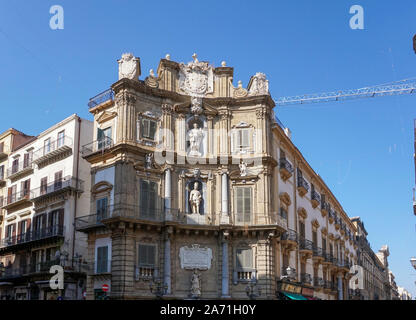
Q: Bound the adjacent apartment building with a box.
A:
[75,53,359,300]
[350,217,391,300]
[0,114,93,300]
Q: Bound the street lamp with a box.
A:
[410,257,416,270]
[149,277,168,299]
[245,279,261,300]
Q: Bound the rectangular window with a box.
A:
[23,152,31,168]
[57,130,65,148]
[40,177,48,195]
[0,142,3,153]
[312,230,318,247]
[8,185,16,203]
[12,159,19,174]
[237,129,250,149]
[299,221,305,239]
[0,165,4,180]
[44,138,51,155]
[96,246,109,273]
[279,207,287,220]
[138,244,156,267]
[141,119,157,140]
[235,187,252,224]
[96,198,108,222]
[54,171,63,190]
[97,127,112,150]
[236,248,253,269]
[322,237,327,252]
[21,179,30,197]
[140,180,157,219]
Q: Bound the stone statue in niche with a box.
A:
[188,123,204,157]
[190,269,201,298]
[189,181,202,214]
[145,153,153,169]
[239,160,247,177]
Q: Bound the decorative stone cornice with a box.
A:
[162,103,174,115]
[321,227,328,235]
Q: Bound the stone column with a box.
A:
[164,231,172,295]
[221,231,230,298]
[338,274,343,300]
[164,168,172,221]
[221,171,230,224]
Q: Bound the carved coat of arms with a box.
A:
[118,53,140,80]
[179,54,214,98]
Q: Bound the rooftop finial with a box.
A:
[165,54,171,60]
[149,69,155,77]
[238,80,243,88]
[221,61,226,67]
[192,53,198,63]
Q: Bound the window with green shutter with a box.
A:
[140,180,157,219]
[141,119,157,140]
[236,248,253,270]
[138,244,156,267]
[96,246,108,273]
[96,198,108,222]
[235,187,252,224]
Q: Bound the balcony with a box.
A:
[300,273,312,286]
[30,176,84,203]
[323,281,337,293]
[7,161,33,181]
[0,144,9,161]
[0,225,65,253]
[233,212,288,230]
[281,267,297,281]
[313,277,324,288]
[328,209,335,224]
[88,89,114,110]
[334,216,341,230]
[135,265,157,280]
[299,238,313,259]
[279,158,293,181]
[75,204,166,232]
[312,246,325,263]
[281,229,298,251]
[234,269,257,283]
[0,172,5,187]
[322,252,333,265]
[1,190,31,210]
[297,176,309,197]
[81,137,114,159]
[321,202,329,217]
[311,191,321,209]
[32,136,73,168]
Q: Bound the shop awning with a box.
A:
[281,292,308,300]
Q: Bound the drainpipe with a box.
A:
[72,117,82,266]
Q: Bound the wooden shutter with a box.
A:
[58,208,64,228]
[0,142,3,153]
[312,230,317,246]
[142,119,149,138]
[149,181,157,217]
[7,187,12,204]
[299,221,305,239]
[139,244,156,266]
[23,153,29,168]
[97,128,104,141]
[18,221,22,237]
[243,188,252,223]
[236,249,243,269]
[236,188,243,223]
[236,248,252,269]
[241,129,249,148]
[12,223,16,239]
[26,218,31,234]
[97,246,108,273]
[140,180,149,214]
[41,213,46,231]
[149,121,156,140]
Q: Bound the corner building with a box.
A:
[77,53,358,300]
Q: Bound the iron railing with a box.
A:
[321,201,329,212]
[281,229,298,242]
[88,89,114,109]
[312,246,324,257]
[300,273,312,285]
[311,190,321,203]
[297,176,310,192]
[233,212,287,229]
[313,277,324,287]
[279,158,293,173]
[0,189,30,208]
[30,176,84,200]
[7,160,33,177]
[32,135,73,163]
[299,238,313,251]
[0,225,65,249]
[81,137,113,157]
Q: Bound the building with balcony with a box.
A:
[350,217,390,300]
[75,53,359,300]
[0,114,93,300]
[398,286,412,300]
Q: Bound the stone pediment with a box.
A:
[97,111,117,124]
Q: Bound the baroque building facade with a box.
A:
[0,114,92,300]
[76,53,359,300]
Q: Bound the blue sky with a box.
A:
[1,0,416,297]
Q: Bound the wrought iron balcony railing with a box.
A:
[321,201,329,212]
[7,160,33,178]
[88,88,114,109]
[300,273,312,285]
[81,137,114,158]
[297,176,310,192]
[299,237,314,251]
[0,225,65,249]
[279,158,293,173]
[312,246,324,258]
[281,229,298,242]
[311,190,321,203]
[30,176,84,201]
[313,277,324,287]
[233,212,287,229]
[32,135,73,165]
[0,189,31,208]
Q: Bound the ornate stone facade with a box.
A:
[78,53,359,300]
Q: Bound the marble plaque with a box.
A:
[179,244,212,270]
